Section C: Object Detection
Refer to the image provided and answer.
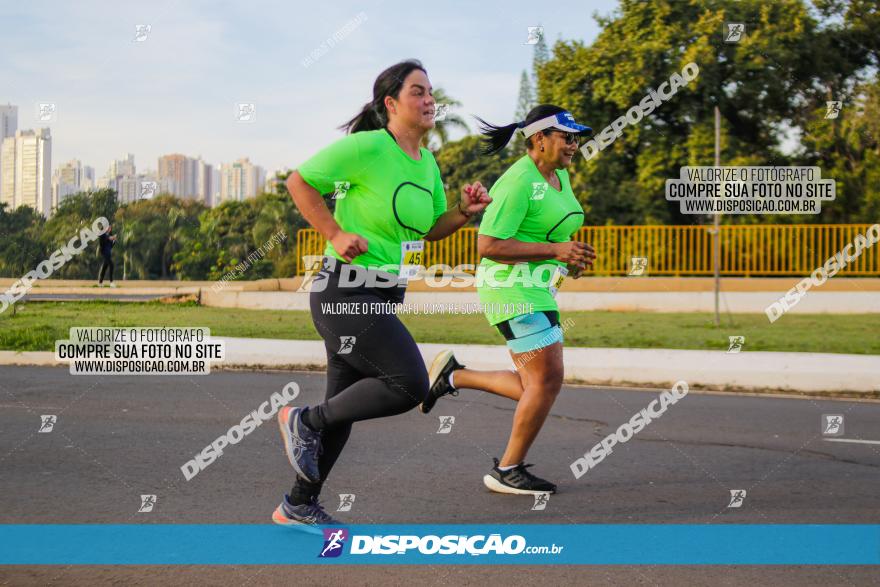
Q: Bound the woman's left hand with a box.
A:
[460,182,491,215]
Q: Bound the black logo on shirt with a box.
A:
[546,211,585,242]
[392,182,434,235]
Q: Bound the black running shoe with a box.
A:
[420,350,465,414]
[272,495,340,534]
[483,458,557,494]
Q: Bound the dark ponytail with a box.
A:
[476,104,568,155]
[342,101,385,134]
[340,59,427,134]
[473,117,522,155]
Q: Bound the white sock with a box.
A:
[498,463,519,471]
[447,371,456,389]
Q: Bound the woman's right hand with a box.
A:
[330,231,369,262]
[553,241,595,268]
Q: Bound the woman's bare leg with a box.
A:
[444,341,564,465]
[498,342,564,467]
[452,368,524,401]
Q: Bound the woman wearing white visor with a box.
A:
[421,105,596,495]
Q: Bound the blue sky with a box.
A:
[1,0,610,176]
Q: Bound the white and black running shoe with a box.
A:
[420,350,465,414]
[483,458,557,495]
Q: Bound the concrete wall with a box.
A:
[4,277,878,313]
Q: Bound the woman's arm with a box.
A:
[424,203,469,241]
[425,182,491,241]
[478,234,595,268]
[286,171,368,262]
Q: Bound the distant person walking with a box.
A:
[98,224,117,287]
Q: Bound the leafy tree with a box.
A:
[39,189,119,278]
[533,28,549,80]
[115,194,204,279]
[0,203,46,277]
[269,169,292,197]
[538,0,878,225]
[435,135,515,221]
[800,79,880,222]
[515,70,536,122]
[251,191,305,277]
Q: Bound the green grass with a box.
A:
[1,300,878,354]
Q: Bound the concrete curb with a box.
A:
[199,290,880,313]
[15,288,880,313]
[3,338,878,394]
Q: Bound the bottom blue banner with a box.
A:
[0,524,877,565]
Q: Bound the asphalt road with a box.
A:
[1,366,878,586]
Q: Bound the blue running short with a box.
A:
[495,310,563,354]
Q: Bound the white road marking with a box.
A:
[823,438,880,445]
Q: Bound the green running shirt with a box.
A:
[477,155,584,325]
[297,129,447,273]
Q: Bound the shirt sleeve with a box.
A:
[478,173,528,240]
[431,157,447,223]
[296,133,364,195]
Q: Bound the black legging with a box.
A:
[290,258,429,502]
[98,254,114,283]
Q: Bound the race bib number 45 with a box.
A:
[399,240,425,279]
[549,265,568,297]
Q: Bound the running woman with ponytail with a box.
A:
[273,59,491,529]
[420,105,596,495]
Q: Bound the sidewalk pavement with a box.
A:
[2,337,877,394]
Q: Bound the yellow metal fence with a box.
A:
[296,224,879,276]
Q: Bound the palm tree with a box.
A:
[422,88,469,151]
[162,205,187,279]
[119,218,148,279]
[252,197,287,246]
